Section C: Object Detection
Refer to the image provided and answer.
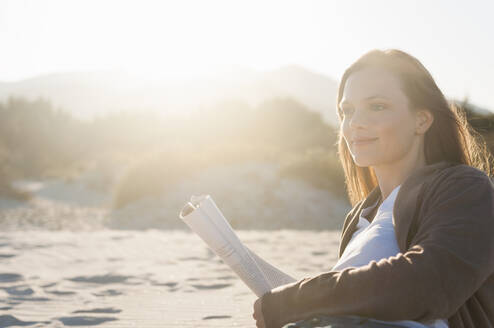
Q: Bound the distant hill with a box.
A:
[0,65,340,127]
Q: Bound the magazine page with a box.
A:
[179,194,296,297]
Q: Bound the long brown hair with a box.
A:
[335,49,494,206]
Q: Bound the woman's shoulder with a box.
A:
[427,162,492,185]
[399,162,494,214]
[423,163,494,203]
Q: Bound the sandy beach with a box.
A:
[0,229,341,327]
[0,167,347,327]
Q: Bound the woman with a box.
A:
[252,49,494,328]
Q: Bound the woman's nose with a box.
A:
[348,109,369,128]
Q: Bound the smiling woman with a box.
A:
[339,65,434,192]
[254,49,494,328]
[336,49,493,206]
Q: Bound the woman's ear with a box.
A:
[415,108,434,135]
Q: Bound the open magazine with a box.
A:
[179,194,297,297]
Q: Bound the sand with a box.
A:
[0,162,348,327]
[0,229,341,327]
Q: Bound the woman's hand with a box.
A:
[253,297,266,328]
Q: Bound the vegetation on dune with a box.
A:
[0,95,492,208]
[111,98,343,209]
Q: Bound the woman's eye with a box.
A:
[370,103,386,111]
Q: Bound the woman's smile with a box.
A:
[352,138,378,146]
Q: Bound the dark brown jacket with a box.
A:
[260,161,494,328]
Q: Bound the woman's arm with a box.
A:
[259,173,494,328]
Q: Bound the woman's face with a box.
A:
[339,67,419,168]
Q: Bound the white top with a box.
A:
[331,184,449,328]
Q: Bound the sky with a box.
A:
[1,0,493,110]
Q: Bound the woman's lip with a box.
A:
[352,138,378,145]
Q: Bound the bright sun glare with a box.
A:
[8,0,304,82]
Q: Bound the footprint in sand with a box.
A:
[111,235,132,240]
[56,316,118,326]
[150,281,179,288]
[186,277,200,281]
[8,296,50,302]
[72,307,122,314]
[92,289,123,297]
[67,274,131,284]
[190,283,232,290]
[311,251,328,256]
[215,275,236,280]
[0,314,50,327]
[46,290,77,296]
[41,282,58,288]
[202,315,232,320]
[69,274,144,286]
[1,285,34,296]
[0,273,23,283]
[0,253,16,258]
[13,243,51,250]
[177,256,209,261]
